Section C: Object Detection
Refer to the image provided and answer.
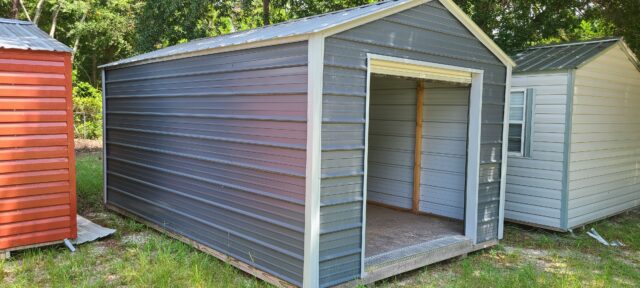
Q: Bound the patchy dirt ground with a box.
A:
[74,138,103,153]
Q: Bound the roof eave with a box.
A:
[99,33,312,70]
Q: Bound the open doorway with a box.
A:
[363,73,471,271]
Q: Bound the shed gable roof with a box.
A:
[0,18,72,53]
[101,0,515,69]
[512,38,638,73]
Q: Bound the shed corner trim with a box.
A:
[498,65,513,239]
[303,35,325,288]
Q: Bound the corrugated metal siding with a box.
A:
[420,83,469,220]
[104,42,308,286]
[0,49,76,249]
[366,76,416,209]
[319,1,507,286]
[505,72,568,229]
[567,45,640,228]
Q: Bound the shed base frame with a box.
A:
[505,218,567,232]
[338,240,497,287]
[106,204,296,288]
[0,240,65,260]
[507,204,640,233]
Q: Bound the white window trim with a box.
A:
[508,89,527,157]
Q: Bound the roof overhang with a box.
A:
[101,0,515,70]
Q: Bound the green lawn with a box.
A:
[1,153,638,287]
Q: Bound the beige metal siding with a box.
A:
[568,45,640,228]
[505,72,568,229]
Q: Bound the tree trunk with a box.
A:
[33,0,46,24]
[11,0,19,19]
[262,0,270,25]
[49,4,60,37]
[71,9,89,62]
[19,0,31,21]
[91,54,97,87]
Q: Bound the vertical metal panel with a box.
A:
[505,72,568,230]
[104,42,308,286]
[420,84,470,220]
[319,2,507,286]
[0,49,76,249]
[366,76,416,209]
[567,45,640,228]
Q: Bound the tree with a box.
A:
[587,0,640,56]
[135,0,215,52]
[71,0,141,85]
[454,0,588,53]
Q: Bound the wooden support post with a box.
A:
[413,81,425,214]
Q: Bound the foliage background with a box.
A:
[1,0,638,139]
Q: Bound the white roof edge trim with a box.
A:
[98,34,312,70]
[619,39,640,71]
[438,0,516,67]
[101,0,515,70]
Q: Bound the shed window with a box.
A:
[508,90,527,155]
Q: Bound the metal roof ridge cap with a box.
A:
[521,37,621,51]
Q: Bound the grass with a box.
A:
[1,153,639,287]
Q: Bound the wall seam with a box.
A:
[561,69,576,230]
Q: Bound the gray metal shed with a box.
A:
[100,0,514,287]
[506,38,640,231]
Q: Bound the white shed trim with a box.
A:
[498,65,512,239]
[369,55,474,83]
[466,71,484,244]
[303,35,324,288]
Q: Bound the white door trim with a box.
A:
[362,54,484,277]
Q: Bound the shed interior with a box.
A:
[363,75,470,274]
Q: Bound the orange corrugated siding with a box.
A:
[0,48,76,250]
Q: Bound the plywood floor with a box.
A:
[365,204,464,258]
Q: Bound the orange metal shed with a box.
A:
[0,18,76,251]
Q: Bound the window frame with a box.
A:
[508,89,527,157]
